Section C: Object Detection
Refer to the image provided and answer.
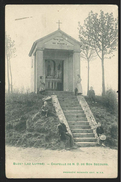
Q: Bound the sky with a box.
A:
[5,5,118,95]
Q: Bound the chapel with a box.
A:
[29,21,81,93]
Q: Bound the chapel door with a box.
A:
[45,59,63,90]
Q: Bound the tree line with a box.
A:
[78,10,118,95]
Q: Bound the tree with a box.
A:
[78,10,118,95]
[5,33,16,93]
[80,45,97,94]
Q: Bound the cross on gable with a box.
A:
[56,20,62,29]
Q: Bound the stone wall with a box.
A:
[77,95,98,140]
[51,95,74,146]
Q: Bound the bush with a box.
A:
[5,92,62,149]
[109,122,118,139]
[102,89,118,114]
[85,91,118,149]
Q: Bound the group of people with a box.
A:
[39,74,96,99]
[39,74,83,95]
[57,121,106,149]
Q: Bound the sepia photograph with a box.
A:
[5,5,118,178]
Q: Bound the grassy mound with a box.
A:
[85,90,118,149]
[5,92,62,150]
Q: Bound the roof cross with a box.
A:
[56,20,62,29]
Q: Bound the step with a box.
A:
[74,138,96,142]
[57,95,75,97]
[67,121,89,125]
[58,98,78,100]
[65,116,87,121]
[61,107,82,110]
[75,142,96,147]
[71,129,93,133]
[60,103,79,106]
[59,99,78,101]
[73,133,95,138]
[65,113,86,117]
[68,120,89,122]
[60,104,81,107]
[69,125,91,129]
[63,110,84,113]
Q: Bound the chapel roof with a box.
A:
[29,29,81,57]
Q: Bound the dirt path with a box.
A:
[6,145,118,178]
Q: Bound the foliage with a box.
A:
[102,89,118,114]
[5,33,16,58]
[78,10,118,95]
[78,10,118,58]
[5,33,16,93]
[85,90,118,149]
[5,92,63,150]
[80,45,97,93]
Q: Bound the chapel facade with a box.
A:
[29,26,81,93]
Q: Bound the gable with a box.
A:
[29,29,81,56]
[44,36,73,47]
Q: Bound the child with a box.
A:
[96,121,106,146]
[41,101,49,117]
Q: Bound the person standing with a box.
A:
[39,76,45,94]
[76,74,83,95]
[87,86,95,103]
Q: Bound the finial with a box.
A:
[56,20,62,29]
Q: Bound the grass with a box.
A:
[5,91,63,150]
[5,89,118,149]
[85,93,118,149]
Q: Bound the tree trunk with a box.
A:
[6,56,10,93]
[9,60,13,93]
[87,59,90,94]
[102,53,105,96]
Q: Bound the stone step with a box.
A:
[73,133,94,138]
[65,113,86,117]
[65,116,87,121]
[70,125,91,129]
[62,107,83,110]
[68,120,88,122]
[58,97,78,100]
[60,103,79,106]
[59,98,78,101]
[63,110,84,113]
[75,142,96,147]
[59,100,78,103]
[66,118,87,121]
[60,104,81,108]
[56,94,75,97]
[68,121,89,125]
[74,138,96,142]
[71,129,93,133]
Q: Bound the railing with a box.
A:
[45,78,62,90]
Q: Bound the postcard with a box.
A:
[5,4,118,178]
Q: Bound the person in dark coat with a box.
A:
[58,123,73,148]
[87,86,95,103]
